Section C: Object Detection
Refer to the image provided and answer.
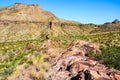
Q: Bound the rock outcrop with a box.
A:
[112,19,120,24]
[46,40,120,80]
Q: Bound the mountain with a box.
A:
[0,3,120,80]
[0,3,58,42]
[0,3,82,42]
[0,3,58,21]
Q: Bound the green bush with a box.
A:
[100,46,120,69]
[88,46,120,70]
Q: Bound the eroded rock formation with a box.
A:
[46,40,120,80]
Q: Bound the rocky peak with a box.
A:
[12,3,41,10]
[112,19,120,24]
[14,3,39,6]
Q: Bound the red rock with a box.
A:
[90,70,101,79]
[114,74,120,80]
[44,40,120,80]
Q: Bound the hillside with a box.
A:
[0,3,58,21]
[0,3,84,42]
[0,3,120,45]
[0,3,120,80]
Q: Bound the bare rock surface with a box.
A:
[46,40,120,80]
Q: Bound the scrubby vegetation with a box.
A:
[0,40,47,79]
[88,46,120,70]
[0,3,120,79]
[0,23,120,79]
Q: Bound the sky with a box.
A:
[0,0,120,24]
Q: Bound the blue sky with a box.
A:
[0,0,120,24]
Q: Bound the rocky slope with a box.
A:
[0,3,120,80]
[46,40,120,80]
[5,40,120,80]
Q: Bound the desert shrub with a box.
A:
[88,46,120,70]
[99,46,120,69]
[27,60,33,65]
